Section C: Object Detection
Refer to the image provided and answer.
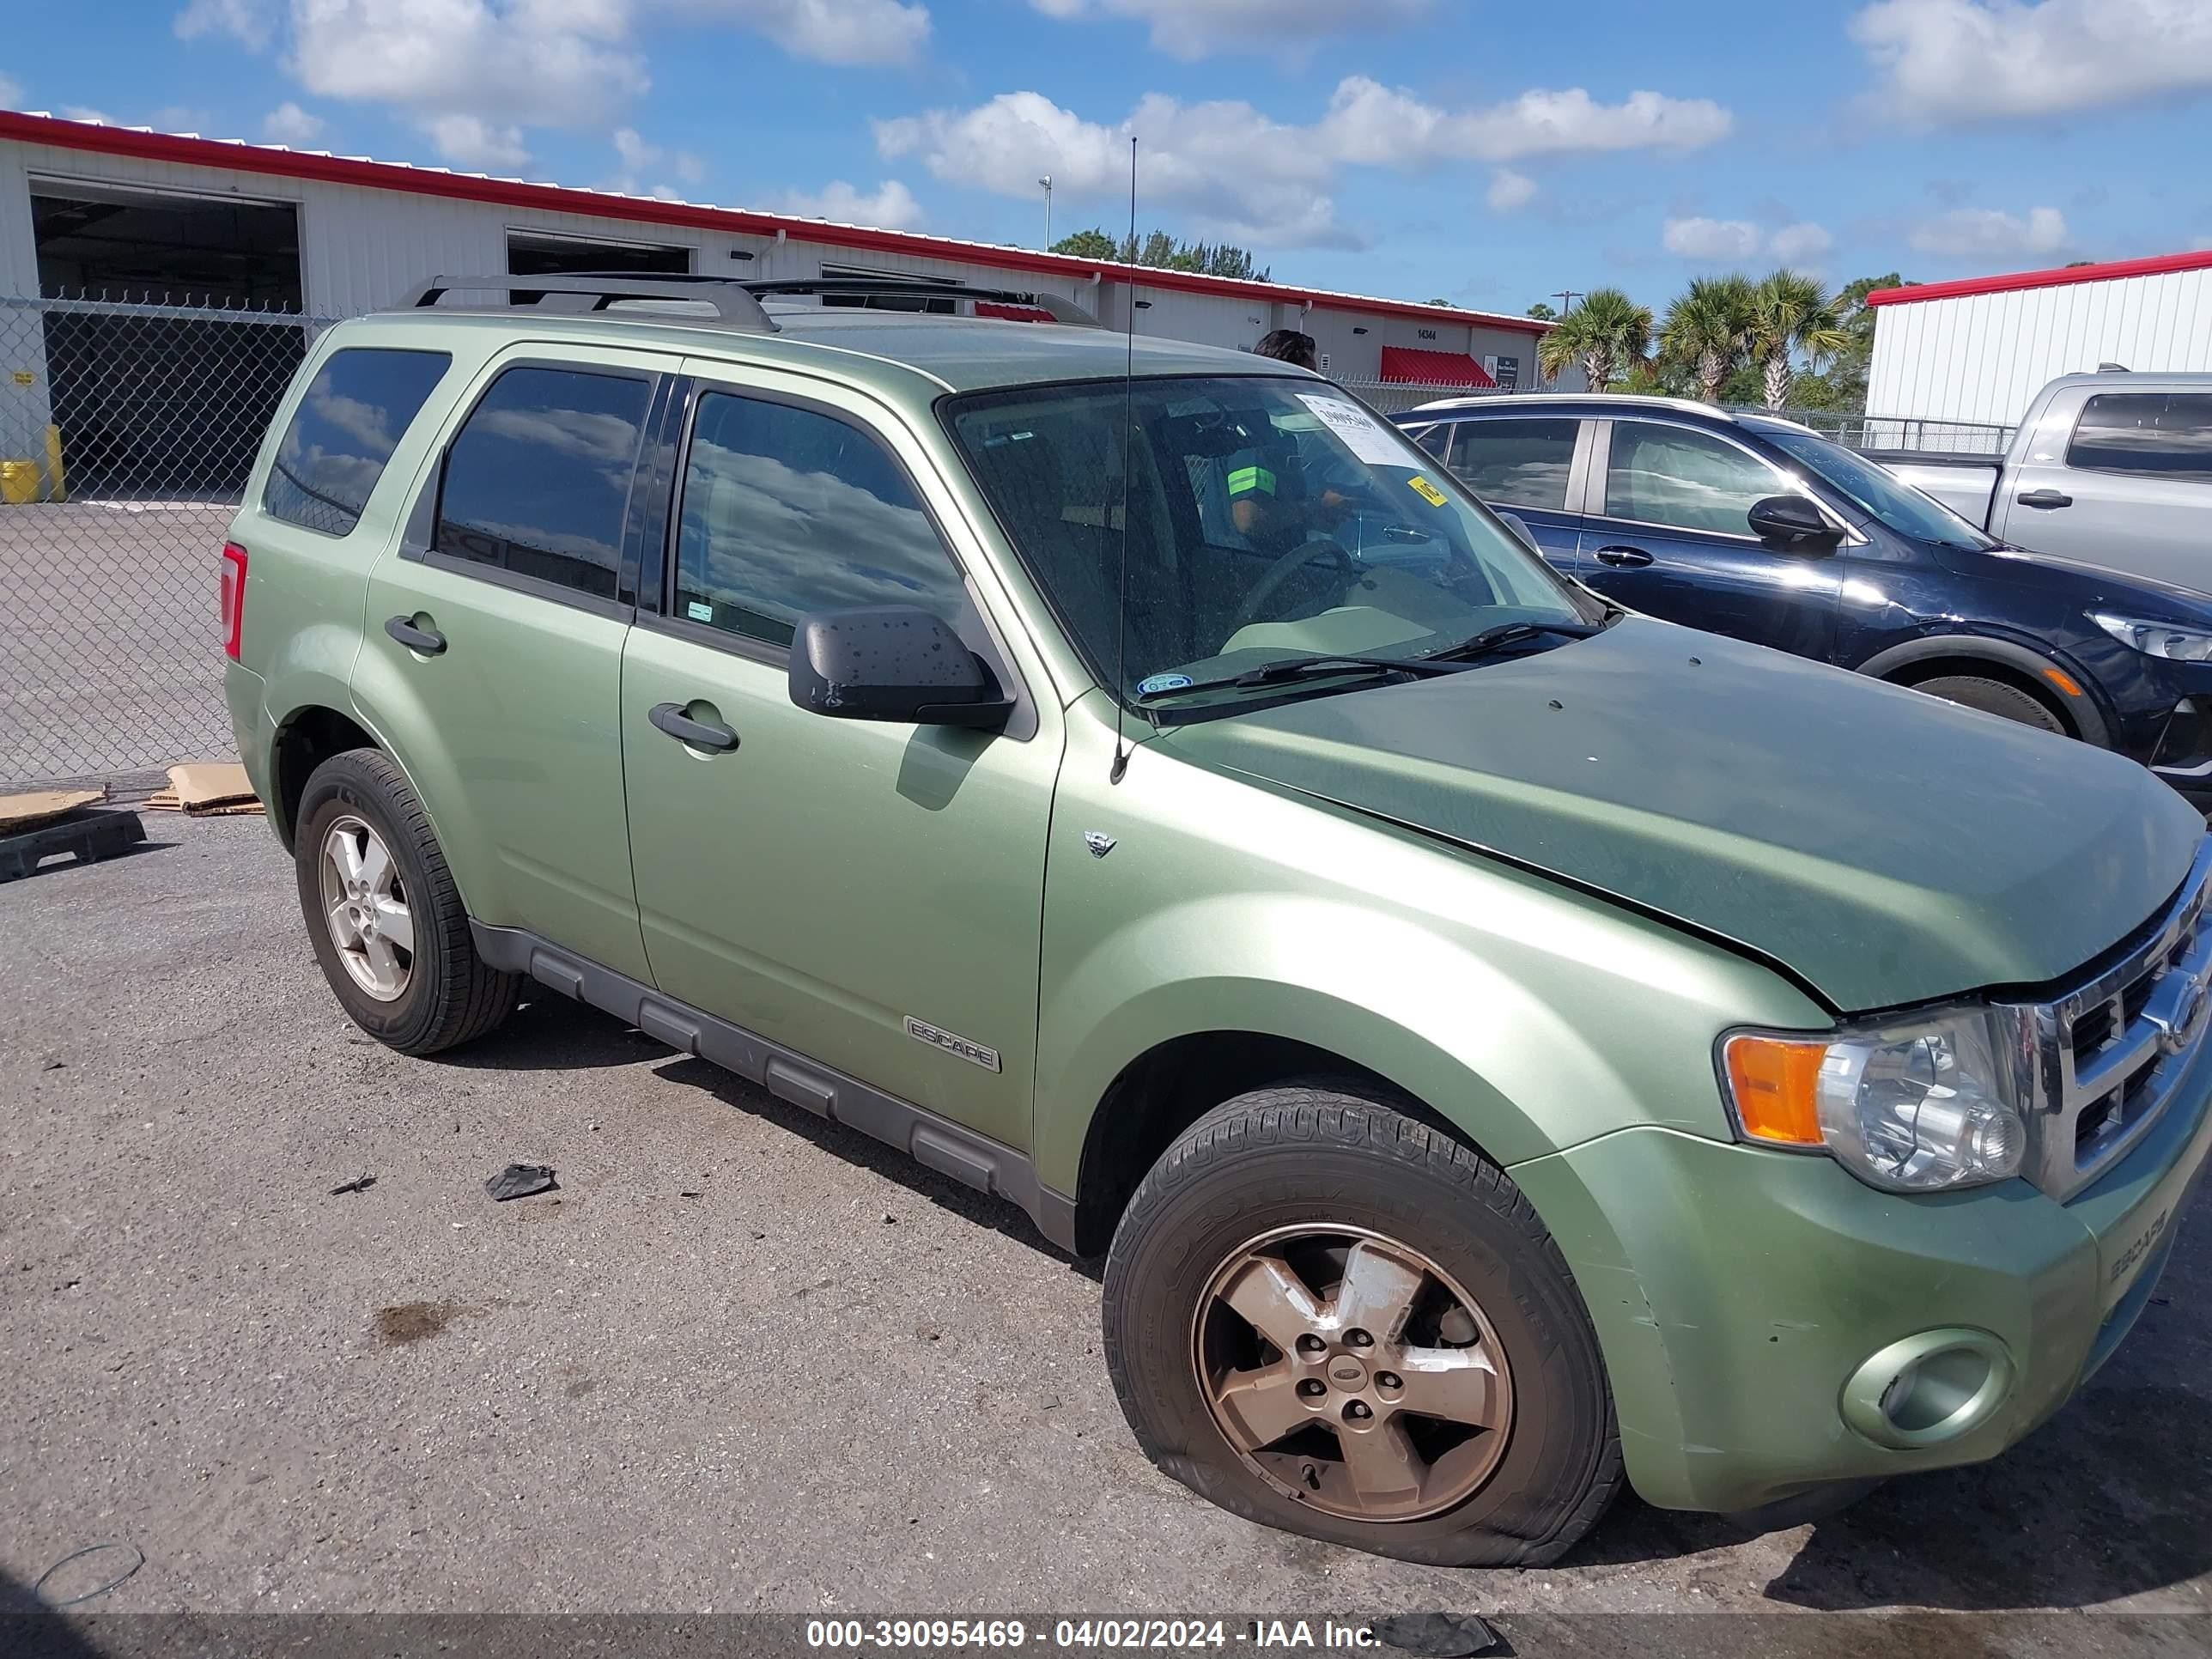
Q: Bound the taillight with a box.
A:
[220,541,248,660]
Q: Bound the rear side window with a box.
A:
[1448,418,1578,509]
[1604,422,1777,536]
[263,347,450,537]
[2066,393,2212,479]
[434,365,653,600]
[672,392,968,648]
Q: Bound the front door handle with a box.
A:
[649,702,738,752]
[2016,488,2074,509]
[384,615,446,655]
[1593,545,1654,568]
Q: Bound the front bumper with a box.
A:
[1510,1027,2212,1516]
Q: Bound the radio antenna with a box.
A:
[1110,136,1137,786]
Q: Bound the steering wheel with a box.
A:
[1228,538,1360,634]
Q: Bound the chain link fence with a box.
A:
[1340,380,1514,416]
[1726,406,2016,454]
[0,294,331,784]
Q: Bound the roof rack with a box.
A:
[399,273,779,332]
[742,277,1100,328]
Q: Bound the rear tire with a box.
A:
[294,748,519,1055]
[1102,1084,1621,1566]
[1911,672,2068,736]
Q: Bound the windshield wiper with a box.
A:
[1134,654,1460,702]
[1423,619,1605,664]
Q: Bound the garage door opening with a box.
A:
[32,179,309,498]
[507,231,693,280]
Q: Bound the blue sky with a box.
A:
[7,1,2211,316]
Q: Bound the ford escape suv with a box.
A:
[223,274,2212,1566]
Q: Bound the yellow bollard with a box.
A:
[42,423,65,502]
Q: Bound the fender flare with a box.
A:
[1853,632,2113,749]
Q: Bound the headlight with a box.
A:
[1722,1011,2027,1194]
[2091,611,2212,661]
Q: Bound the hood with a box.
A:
[1936,541,2212,621]
[1162,619,2202,1012]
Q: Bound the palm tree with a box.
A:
[1658,274,1755,405]
[1746,269,1851,410]
[1536,288,1652,392]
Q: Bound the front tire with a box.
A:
[1911,672,2069,736]
[294,748,519,1055]
[1102,1085,1621,1566]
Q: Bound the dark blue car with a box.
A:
[1394,395,2212,806]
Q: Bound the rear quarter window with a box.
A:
[2065,392,2212,479]
[263,347,452,537]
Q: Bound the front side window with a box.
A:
[1604,422,1780,537]
[673,392,968,648]
[2067,393,2212,478]
[434,365,652,600]
[1448,418,1577,510]
[264,347,450,537]
[948,375,1594,706]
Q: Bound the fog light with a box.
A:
[1841,1329,2014,1449]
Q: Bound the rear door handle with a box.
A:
[1594,545,1654,568]
[384,615,446,655]
[649,702,738,752]
[2016,489,2074,509]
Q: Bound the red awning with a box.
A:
[1380,346,1496,388]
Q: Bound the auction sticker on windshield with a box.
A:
[1296,394,1405,465]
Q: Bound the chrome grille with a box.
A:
[1998,838,2212,1202]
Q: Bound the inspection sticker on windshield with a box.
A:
[1407,475,1449,507]
[1296,393,1404,465]
[1138,672,1194,696]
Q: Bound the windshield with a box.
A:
[1760,425,1997,550]
[946,375,1597,708]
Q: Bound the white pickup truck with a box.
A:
[1875,371,2211,592]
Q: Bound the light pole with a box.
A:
[1039,176,1053,249]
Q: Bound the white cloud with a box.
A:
[0,71,20,107]
[1768,222,1835,261]
[1317,78,1732,165]
[1852,0,2212,122]
[769,179,924,229]
[878,79,1730,248]
[1662,216,1834,264]
[1662,217,1762,260]
[1907,204,2069,258]
[1030,0,1428,61]
[609,126,706,197]
[674,0,929,67]
[262,100,325,143]
[175,0,273,46]
[419,112,531,170]
[1486,168,1536,212]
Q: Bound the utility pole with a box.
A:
[1552,289,1583,313]
[1039,176,1053,249]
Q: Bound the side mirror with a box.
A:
[1494,510,1541,553]
[1747,494,1840,550]
[787,605,1013,728]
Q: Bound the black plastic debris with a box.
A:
[0,809,146,882]
[327,1173,376,1196]
[1373,1613,1501,1657]
[484,1164,557,1201]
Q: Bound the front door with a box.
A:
[1578,418,1839,661]
[1999,389,2212,590]
[1441,416,1588,576]
[619,365,1060,1151]
[361,348,668,983]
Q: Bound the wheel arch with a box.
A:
[269,702,378,849]
[1854,631,2112,747]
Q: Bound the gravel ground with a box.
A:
[3,812,2209,1653]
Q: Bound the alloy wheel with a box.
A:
[319,814,414,1002]
[1191,1224,1514,1522]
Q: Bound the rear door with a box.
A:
[358,346,669,983]
[1578,417,1840,660]
[1440,416,1589,575]
[617,362,1059,1152]
[1999,389,2212,588]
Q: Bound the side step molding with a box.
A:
[470,921,1080,1252]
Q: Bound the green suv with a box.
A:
[223,274,2210,1566]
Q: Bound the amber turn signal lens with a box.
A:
[1723,1035,1828,1146]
